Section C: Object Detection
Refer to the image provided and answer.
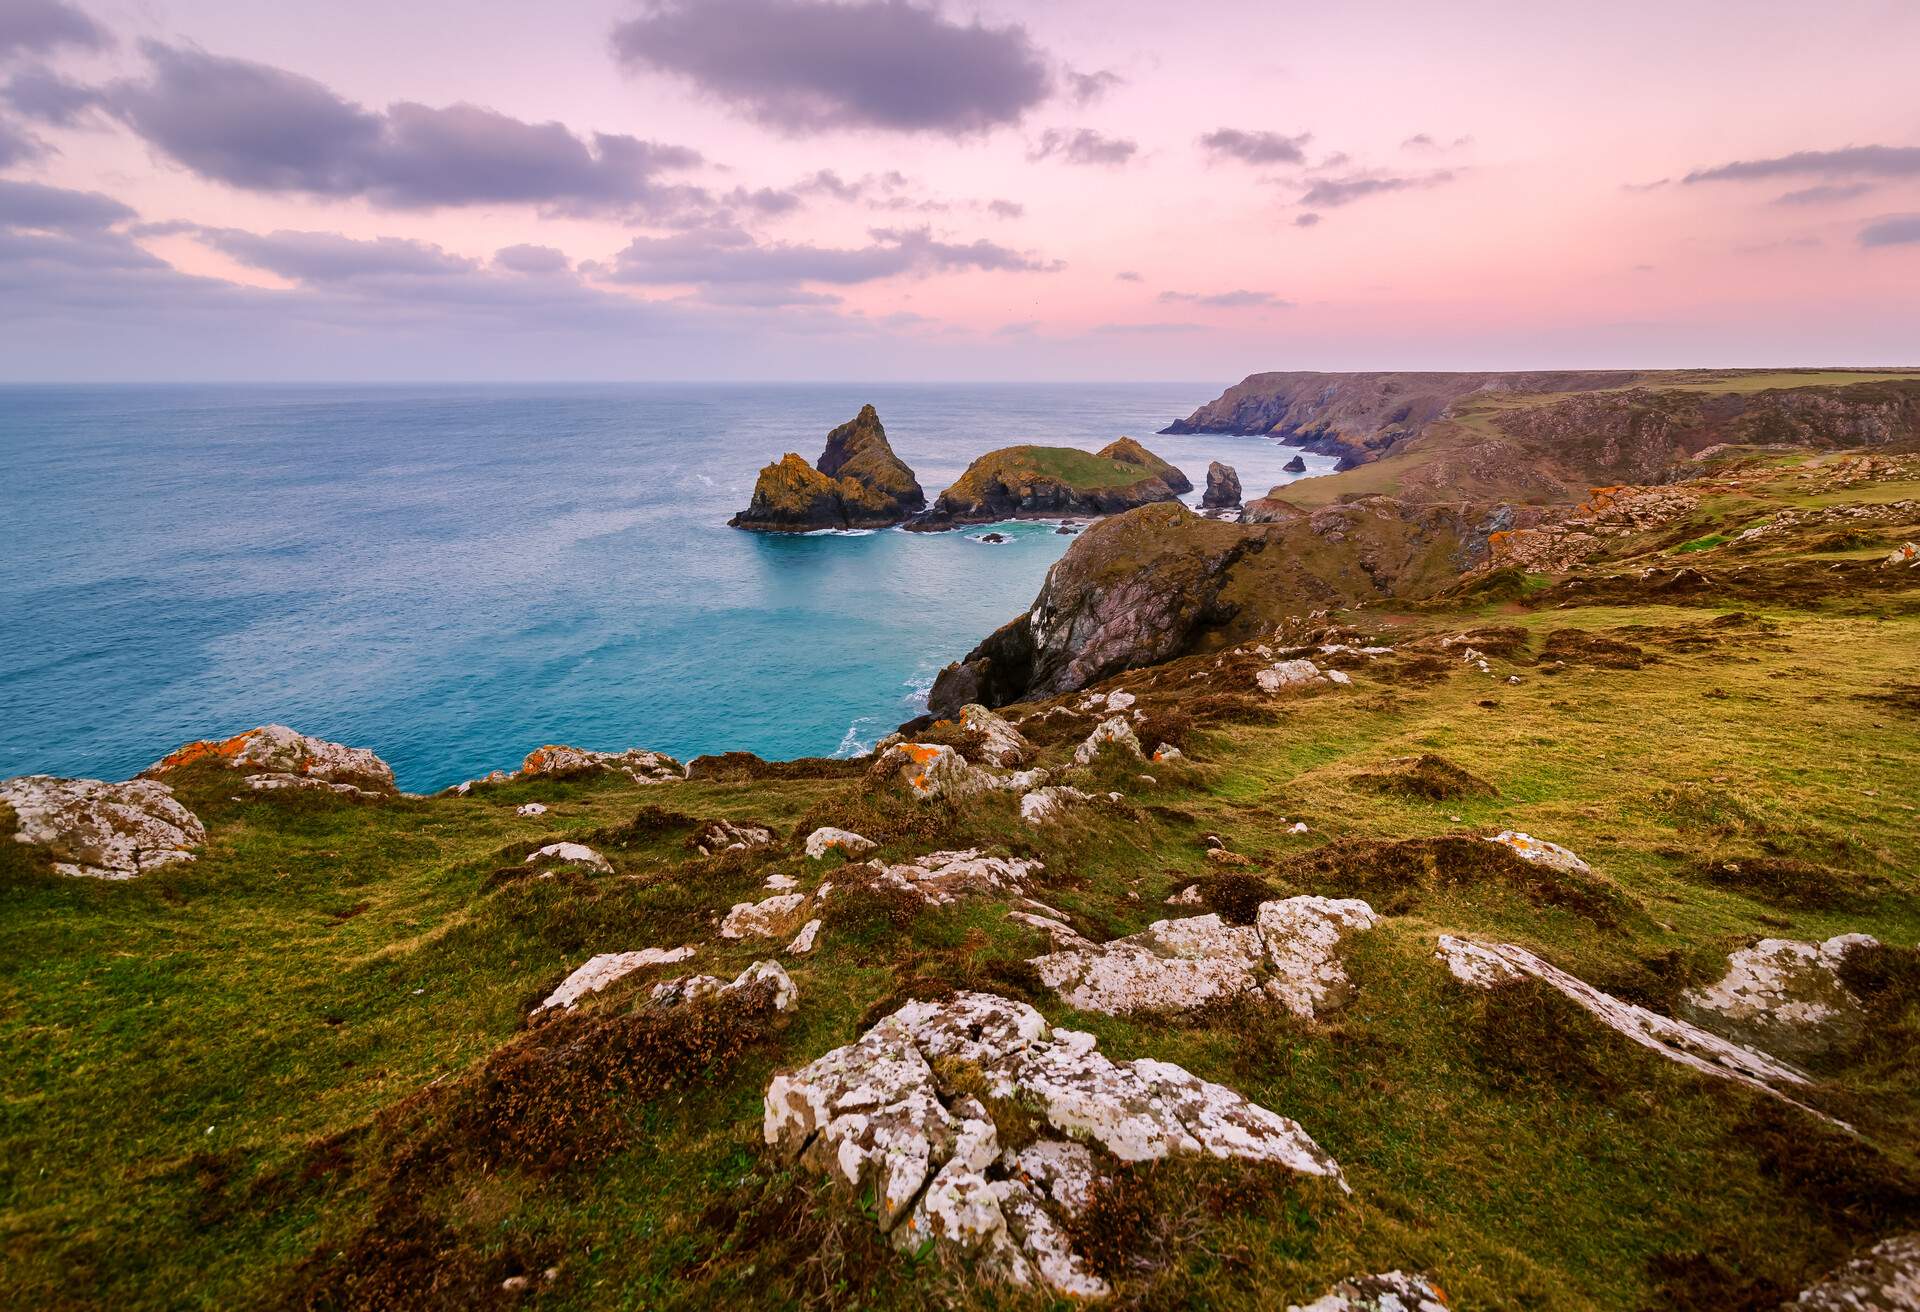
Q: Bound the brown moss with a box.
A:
[1644,1247,1794,1311]
[1200,872,1280,925]
[684,752,866,782]
[1734,1101,1920,1229]
[1540,628,1653,669]
[1473,979,1623,1098]
[1692,855,1884,910]
[1271,835,1627,923]
[288,1195,550,1312]
[1351,753,1497,801]
[1064,1170,1163,1282]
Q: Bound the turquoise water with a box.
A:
[0,383,1333,792]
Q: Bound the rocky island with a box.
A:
[5,368,1919,1311]
[907,435,1192,530]
[730,404,926,531]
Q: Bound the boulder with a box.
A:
[1258,658,1331,693]
[1072,715,1143,765]
[763,991,1340,1295]
[1200,461,1243,510]
[1483,831,1591,876]
[653,959,799,1013]
[872,742,1040,802]
[1030,896,1379,1017]
[533,946,696,1015]
[1677,933,1877,1064]
[517,744,683,784]
[1020,785,1093,826]
[1786,1232,1920,1311]
[523,842,613,875]
[786,918,822,954]
[957,704,1031,768]
[1283,454,1308,474]
[1289,1271,1449,1311]
[516,803,548,817]
[720,892,809,939]
[805,826,877,859]
[0,775,205,880]
[144,724,395,793]
[731,405,925,531]
[868,849,1044,905]
[1881,541,1917,568]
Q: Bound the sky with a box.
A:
[1,0,1917,381]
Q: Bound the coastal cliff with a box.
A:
[908,436,1191,530]
[730,404,925,531]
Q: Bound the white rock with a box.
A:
[957,704,1032,768]
[0,775,205,880]
[1006,910,1098,952]
[522,842,612,874]
[1257,897,1380,1017]
[533,946,696,1014]
[1104,690,1136,712]
[1290,821,1309,834]
[516,802,548,817]
[764,872,799,891]
[1434,935,1843,1124]
[786,918,822,955]
[720,892,809,939]
[805,826,877,859]
[1289,1270,1451,1312]
[1072,716,1144,766]
[653,959,798,1012]
[878,742,999,801]
[1020,785,1092,826]
[143,724,395,790]
[1678,934,1877,1063]
[764,991,1338,1295]
[692,818,775,854]
[244,773,381,798]
[516,744,683,783]
[1323,669,1353,686]
[1258,659,1326,692]
[1151,743,1185,762]
[1167,884,1205,906]
[1485,830,1590,875]
[1788,1232,1920,1310]
[871,849,1044,905]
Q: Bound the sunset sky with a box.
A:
[2,0,1917,380]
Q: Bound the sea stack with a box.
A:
[1284,453,1308,473]
[909,436,1191,530]
[1201,461,1242,509]
[730,405,925,532]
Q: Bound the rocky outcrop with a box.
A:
[908,437,1191,531]
[533,946,696,1015]
[1283,454,1308,474]
[763,991,1341,1296]
[1030,897,1379,1017]
[652,959,798,1013]
[1677,933,1877,1064]
[1200,461,1242,509]
[1,775,206,879]
[720,892,809,939]
[523,842,613,875]
[869,742,1045,802]
[805,826,876,859]
[866,849,1043,905]
[689,819,774,855]
[731,404,924,531]
[1786,1233,1920,1311]
[144,725,396,794]
[1484,831,1590,876]
[1290,1271,1451,1311]
[516,744,683,784]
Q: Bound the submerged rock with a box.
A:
[0,775,205,880]
[1200,461,1243,510]
[1030,896,1379,1018]
[763,991,1340,1296]
[533,946,696,1015]
[1677,933,1877,1064]
[1289,1271,1450,1311]
[731,405,925,532]
[144,724,396,793]
[1283,454,1309,474]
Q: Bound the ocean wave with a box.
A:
[832,717,879,758]
[804,527,878,537]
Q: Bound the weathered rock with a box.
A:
[517,744,683,784]
[1031,896,1379,1018]
[1258,658,1331,692]
[1434,936,1840,1123]
[533,946,696,1014]
[1787,1232,1920,1310]
[1020,785,1093,826]
[653,959,798,1012]
[869,849,1044,905]
[1072,715,1143,765]
[719,892,810,939]
[786,918,822,954]
[764,992,1339,1295]
[244,773,384,799]
[1484,830,1591,876]
[144,724,396,792]
[523,842,613,875]
[691,819,775,855]
[1677,933,1877,1064]
[1289,1271,1450,1311]
[0,775,205,880]
[957,704,1031,768]
[731,405,926,532]
[516,802,548,817]
[1283,454,1308,474]
[1885,541,1918,568]
[805,826,876,859]
[873,742,1038,802]
[1201,461,1243,509]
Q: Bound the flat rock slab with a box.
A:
[534,946,696,1014]
[1484,830,1590,876]
[764,991,1340,1297]
[1031,896,1379,1018]
[1,775,206,880]
[869,849,1044,905]
[523,842,612,875]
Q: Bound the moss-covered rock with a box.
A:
[730,405,925,531]
[909,437,1191,530]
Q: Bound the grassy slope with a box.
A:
[3,461,1918,1310]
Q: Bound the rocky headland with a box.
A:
[906,436,1192,530]
[730,404,926,531]
[5,371,1919,1310]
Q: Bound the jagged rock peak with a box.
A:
[1201,461,1243,509]
[730,404,924,531]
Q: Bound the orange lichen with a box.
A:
[152,730,256,772]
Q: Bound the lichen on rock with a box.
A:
[144,724,396,793]
[1677,933,1877,1064]
[0,775,206,880]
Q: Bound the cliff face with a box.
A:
[909,437,1191,530]
[731,405,925,531]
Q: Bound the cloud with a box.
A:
[1092,321,1206,334]
[1402,132,1471,151]
[196,228,479,282]
[994,319,1038,336]
[1298,171,1452,208]
[3,66,104,125]
[1859,214,1920,248]
[1029,127,1135,166]
[986,198,1023,219]
[107,42,706,216]
[599,221,1061,300]
[609,0,1051,135]
[1156,289,1291,308]
[1293,212,1321,228]
[1065,68,1121,104]
[0,176,134,229]
[0,114,46,165]
[1684,144,1920,184]
[0,0,110,58]
[1773,182,1874,206]
[1199,128,1310,166]
[1622,178,1670,193]
[494,243,572,275]
[1113,270,1141,282]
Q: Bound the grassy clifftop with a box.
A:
[3,445,1917,1309]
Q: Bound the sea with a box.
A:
[0,383,1333,793]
